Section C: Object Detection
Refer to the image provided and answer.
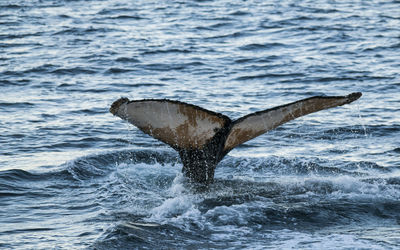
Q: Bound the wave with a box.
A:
[0,42,42,50]
[0,32,44,40]
[0,4,24,9]
[104,67,135,74]
[239,42,289,51]
[0,149,395,185]
[107,15,144,20]
[96,7,137,16]
[52,27,119,36]
[235,72,304,81]
[2,149,399,249]
[141,62,205,72]
[141,49,192,56]
[99,155,398,249]
[115,57,140,63]
[111,83,166,88]
[0,102,34,109]
[58,150,400,200]
[204,31,252,40]
[1,65,97,76]
[61,149,179,181]
[234,56,279,64]
[392,148,400,154]
[51,67,98,75]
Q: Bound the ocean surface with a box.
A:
[1,0,399,249]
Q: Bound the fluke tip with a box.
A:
[347,92,362,102]
[110,97,129,115]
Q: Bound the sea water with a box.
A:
[1,0,399,248]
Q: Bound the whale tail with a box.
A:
[110,92,362,183]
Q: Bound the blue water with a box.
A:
[1,0,399,248]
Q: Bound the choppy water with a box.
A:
[1,0,399,249]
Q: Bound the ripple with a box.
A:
[0,32,44,40]
[0,102,34,108]
[113,83,166,88]
[115,57,140,63]
[239,42,288,51]
[104,67,135,74]
[141,62,205,72]
[205,30,251,40]
[391,148,400,154]
[0,42,42,48]
[53,27,119,36]
[97,7,137,15]
[107,15,145,20]
[235,72,304,81]
[0,4,23,9]
[141,48,192,55]
[2,227,54,234]
[51,67,98,75]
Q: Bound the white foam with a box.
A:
[147,174,204,230]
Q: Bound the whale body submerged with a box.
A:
[110,92,362,184]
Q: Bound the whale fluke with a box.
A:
[223,92,362,151]
[110,92,362,184]
[110,98,231,149]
